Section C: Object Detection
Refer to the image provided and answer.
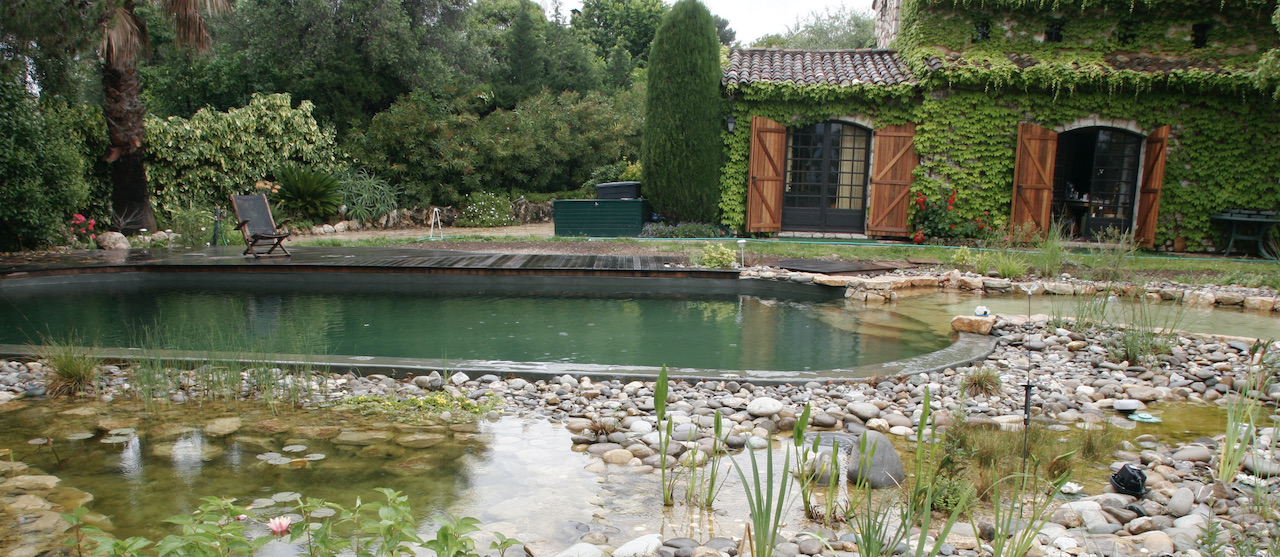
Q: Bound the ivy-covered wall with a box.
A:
[719,0,1280,247]
[718,83,917,231]
[898,0,1280,91]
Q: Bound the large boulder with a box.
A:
[846,431,905,489]
[951,315,995,335]
[96,232,129,250]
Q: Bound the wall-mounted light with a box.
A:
[726,115,736,132]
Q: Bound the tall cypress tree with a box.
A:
[641,0,722,223]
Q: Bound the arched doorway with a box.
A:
[1051,127,1144,240]
[781,121,872,233]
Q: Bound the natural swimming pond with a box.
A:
[0,274,951,372]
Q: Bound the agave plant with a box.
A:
[273,163,342,223]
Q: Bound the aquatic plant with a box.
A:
[338,393,500,424]
[982,472,1072,557]
[36,337,101,397]
[654,366,680,507]
[686,409,728,509]
[423,512,482,557]
[731,432,791,557]
[63,489,507,557]
[789,405,823,521]
[1217,342,1274,483]
[1031,220,1070,278]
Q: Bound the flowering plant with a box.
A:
[69,214,96,246]
[910,190,989,242]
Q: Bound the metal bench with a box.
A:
[1210,209,1280,259]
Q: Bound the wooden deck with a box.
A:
[0,247,733,280]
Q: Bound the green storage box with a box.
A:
[554,199,651,237]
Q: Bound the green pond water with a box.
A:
[0,286,949,372]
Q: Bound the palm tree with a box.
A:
[100,0,226,233]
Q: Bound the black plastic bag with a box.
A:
[1110,463,1147,497]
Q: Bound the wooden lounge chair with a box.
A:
[231,194,292,257]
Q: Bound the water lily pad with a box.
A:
[107,428,136,435]
[283,513,305,523]
[250,498,278,508]
[303,453,326,461]
[282,445,307,453]
[65,433,95,441]
[272,492,301,503]
[309,508,336,518]
[256,452,282,461]
[27,438,49,445]
[267,457,292,466]
[1129,413,1163,423]
[101,436,130,444]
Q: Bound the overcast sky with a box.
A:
[544,1,876,45]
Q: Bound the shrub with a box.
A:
[164,206,216,247]
[960,367,1003,398]
[579,162,628,190]
[273,163,342,223]
[642,0,722,223]
[455,192,515,227]
[146,94,343,214]
[339,169,400,223]
[696,242,737,268]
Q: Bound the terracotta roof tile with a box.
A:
[724,48,917,87]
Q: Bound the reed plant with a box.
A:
[982,471,1072,557]
[688,410,728,509]
[35,336,101,396]
[732,435,790,557]
[1217,343,1274,483]
[1084,226,1139,282]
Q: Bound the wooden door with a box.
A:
[1010,123,1058,234]
[1134,125,1170,248]
[746,116,787,233]
[866,123,918,237]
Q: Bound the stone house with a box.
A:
[721,0,1280,249]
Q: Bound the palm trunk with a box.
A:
[102,41,156,235]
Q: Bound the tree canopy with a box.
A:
[752,6,876,50]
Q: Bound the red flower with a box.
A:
[978,223,985,230]
[984,210,989,215]
[950,224,956,229]
[947,205,954,211]
[913,230,925,244]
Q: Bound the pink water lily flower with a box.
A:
[267,516,291,536]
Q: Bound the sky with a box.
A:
[544,0,877,45]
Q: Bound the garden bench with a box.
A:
[1210,209,1280,259]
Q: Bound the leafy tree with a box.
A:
[0,0,104,100]
[349,88,642,206]
[641,0,722,223]
[0,79,92,250]
[713,15,736,47]
[752,6,875,50]
[483,0,601,107]
[571,0,668,62]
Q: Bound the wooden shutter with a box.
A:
[1134,125,1170,248]
[746,116,787,232]
[866,123,918,237]
[1010,123,1058,234]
